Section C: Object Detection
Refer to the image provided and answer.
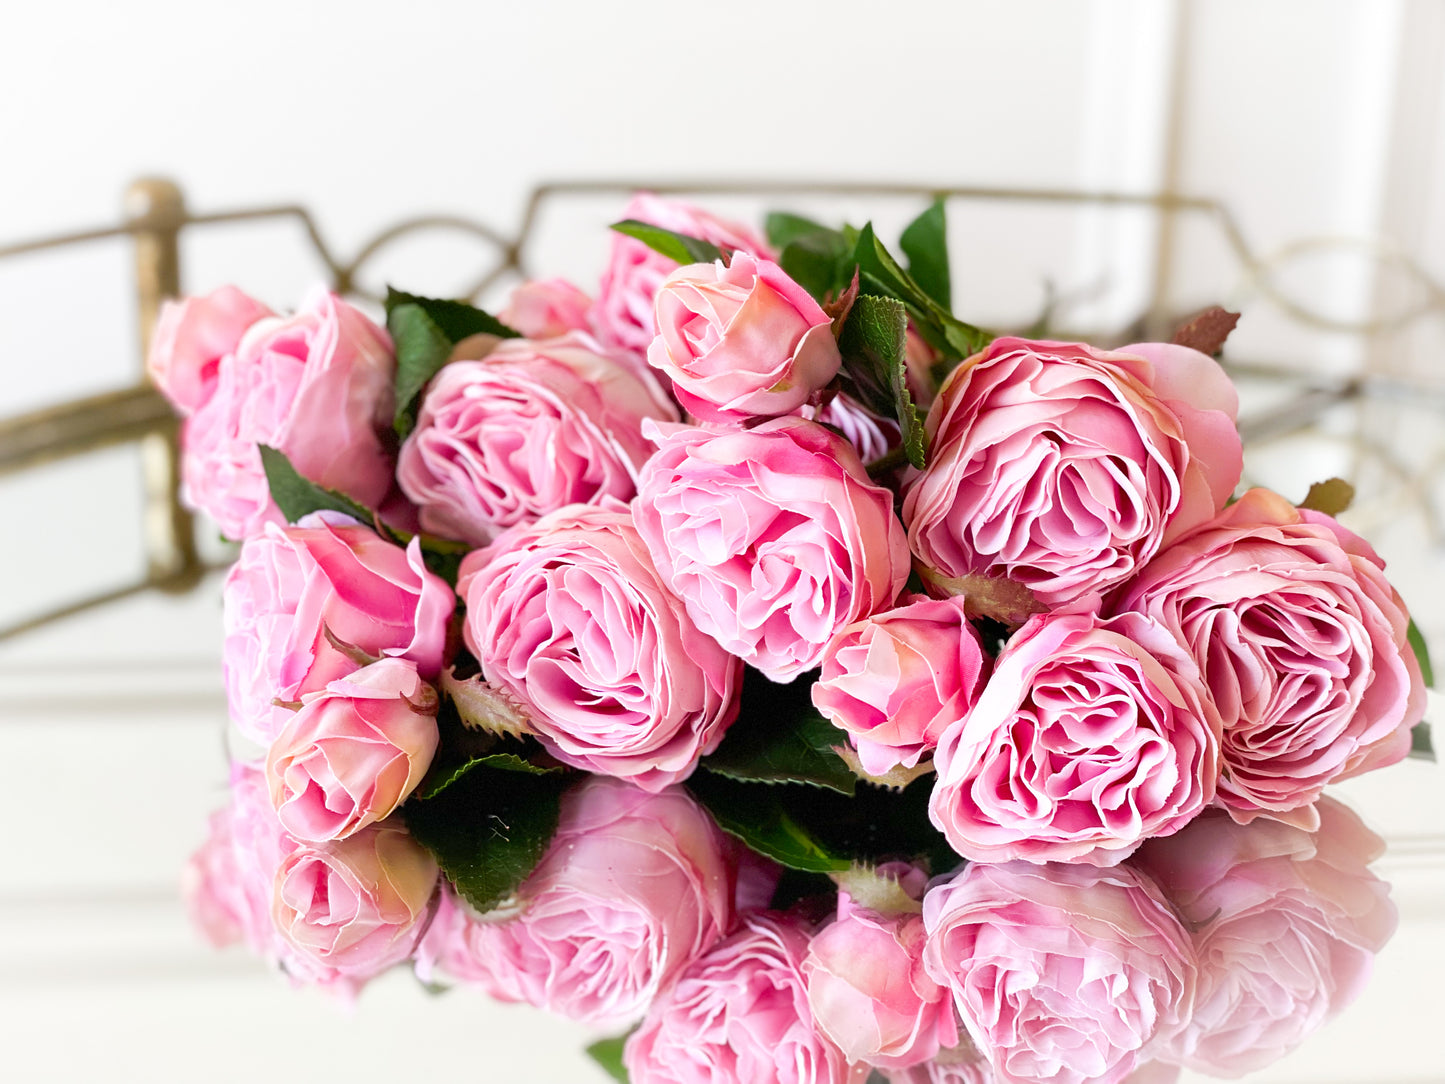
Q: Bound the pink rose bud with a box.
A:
[929,609,1222,866]
[266,657,439,842]
[222,512,454,745]
[804,884,959,1069]
[180,288,396,539]
[273,819,438,982]
[416,779,741,1026]
[1135,799,1397,1077]
[1111,487,1427,825]
[147,285,273,415]
[625,912,852,1084]
[396,332,677,547]
[458,503,740,789]
[497,277,594,339]
[634,417,911,682]
[922,861,1197,1084]
[649,252,842,423]
[593,193,773,357]
[184,761,299,960]
[813,594,991,777]
[902,338,1242,607]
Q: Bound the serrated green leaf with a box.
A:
[403,762,571,914]
[837,295,926,469]
[687,773,851,873]
[385,289,520,440]
[258,445,375,525]
[853,222,990,361]
[1408,617,1434,688]
[686,772,957,877]
[765,211,836,250]
[1410,721,1435,762]
[586,1035,633,1083]
[610,219,724,265]
[700,668,856,794]
[900,199,951,310]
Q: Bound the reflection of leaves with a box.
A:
[403,761,571,914]
[1171,305,1240,355]
[686,772,957,878]
[700,668,856,794]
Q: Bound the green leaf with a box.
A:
[1299,477,1355,517]
[899,199,951,310]
[1410,721,1435,762]
[853,222,990,361]
[403,761,572,914]
[415,683,563,801]
[1408,617,1434,688]
[610,219,724,265]
[384,288,521,344]
[778,232,853,302]
[687,773,852,873]
[837,295,927,469]
[384,288,520,440]
[686,772,957,877]
[765,211,835,250]
[586,1035,633,1083]
[700,668,856,795]
[258,445,375,525]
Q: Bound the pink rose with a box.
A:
[813,594,990,777]
[396,332,677,547]
[902,338,1241,607]
[929,609,1221,866]
[180,288,396,539]
[922,861,1197,1084]
[625,911,851,1084]
[634,417,911,682]
[1111,487,1426,825]
[497,277,593,339]
[147,284,273,415]
[273,819,438,982]
[1135,799,1397,1077]
[416,779,740,1026]
[649,252,842,422]
[265,657,439,842]
[804,882,959,1069]
[222,512,454,745]
[593,193,773,357]
[457,503,739,789]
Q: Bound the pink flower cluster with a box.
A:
[161,196,1424,1081]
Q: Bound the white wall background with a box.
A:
[1,2,1443,1081]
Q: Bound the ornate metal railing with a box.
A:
[3,177,1443,643]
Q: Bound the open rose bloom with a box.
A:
[172,199,1429,1077]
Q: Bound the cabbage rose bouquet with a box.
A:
[165,195,1432,1084]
